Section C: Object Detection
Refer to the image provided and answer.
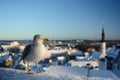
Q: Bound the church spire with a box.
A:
[101,22,106,42]
[100,21,106,58]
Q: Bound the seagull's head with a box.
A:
[33,34,49,45]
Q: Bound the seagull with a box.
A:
[21,34,50,74]
[21,34,80,74]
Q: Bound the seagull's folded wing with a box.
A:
[21,45,32,60]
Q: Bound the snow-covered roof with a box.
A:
[48,49,67,54]
[90,51,102,59]
[68,49,83,56]
[90,70,118,78]
[68,60,98,67]
[107,46,120,59]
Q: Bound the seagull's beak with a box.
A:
[43,38,50,42]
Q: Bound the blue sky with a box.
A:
[0,0,120,40]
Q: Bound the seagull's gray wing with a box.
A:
[21,44,32,60]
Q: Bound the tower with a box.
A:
[99,22,107,70]
[100,23,106,58]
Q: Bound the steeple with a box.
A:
[101,22,106,42]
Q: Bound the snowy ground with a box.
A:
[0,67,85,80]
[0,66,119,80]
